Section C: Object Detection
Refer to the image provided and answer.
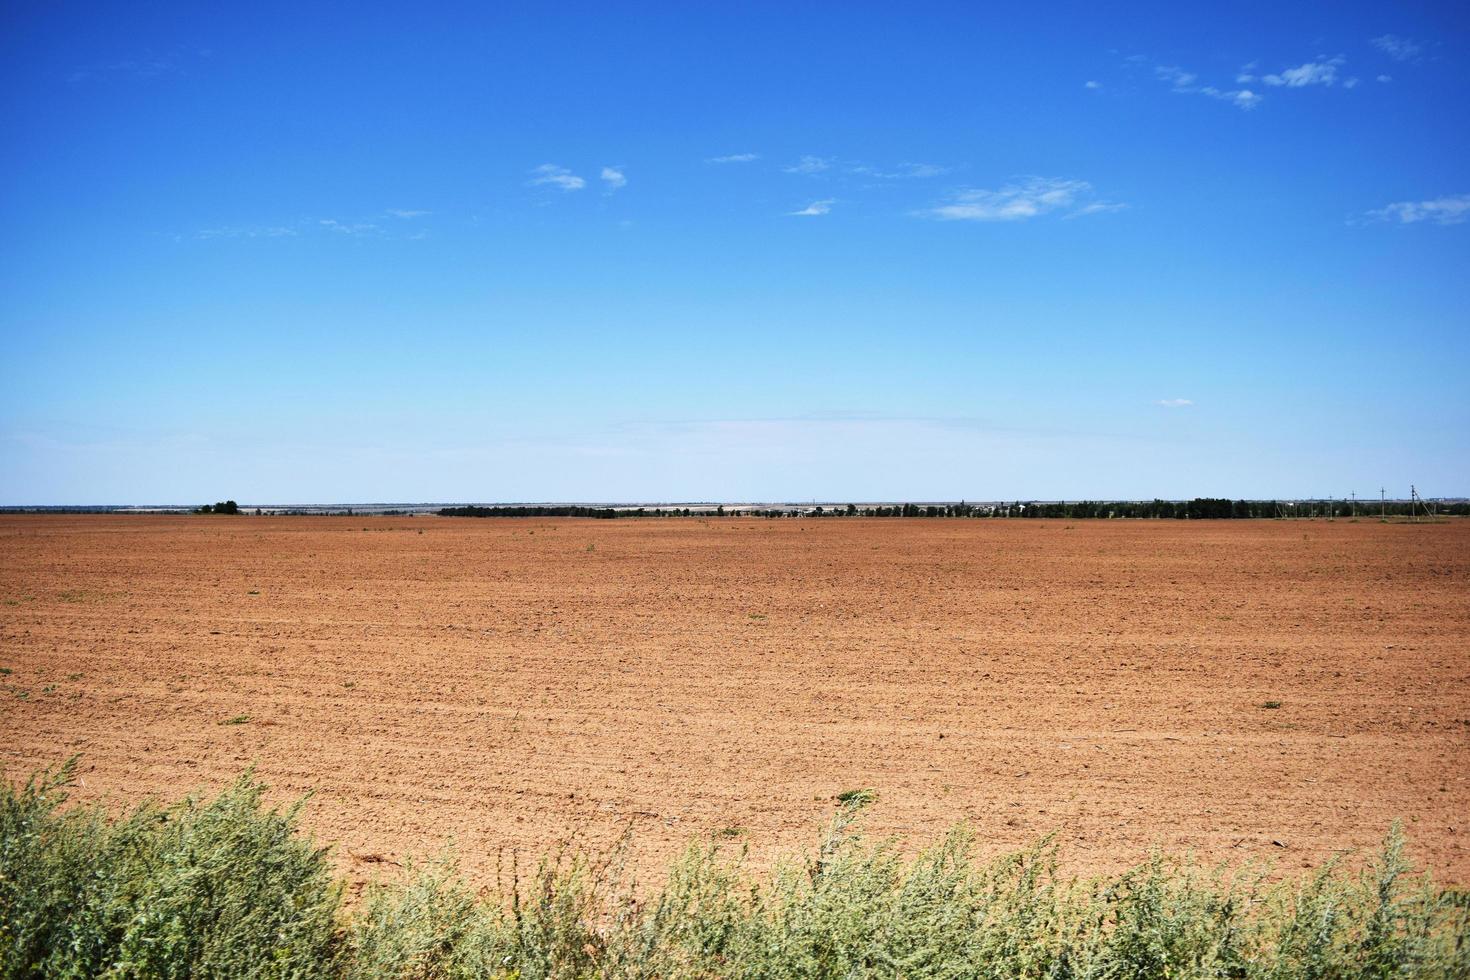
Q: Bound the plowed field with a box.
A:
[2,515,1467,885]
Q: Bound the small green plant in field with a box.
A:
[0,667,11,676]
[66,673,82,681]
[221,714,251,725]
[836,787,877,806]
[585,543,595,552]
[247,589,260,595]
[1262,700,1283,709]
[748,612,766,620]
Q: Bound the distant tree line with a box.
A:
[6,499,1461,519]
[439,505,706,519]
[755,499,1469,519]
[439,498,1468,520]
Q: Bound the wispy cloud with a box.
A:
[1372,34,1422,62]
[69,58,177,84]
[921,177,1121,222]
[68,45,212,85]
[850,162,950,179]
[1377,74,1392,83]
[784,155,832,175]
[320,219,380,236]
[1155,64,1198,88]
[193,225,297,241]
[1069,201,1128,218]
[600,166,626,191]
[1365,194,1470,226]
[527,163,585,191]
[789,199,834,217]
[1262,56,1344,87]
[191,213,429,242]
[1157,398,1194,408]
[707,153,759,164]
[1084,80,1101,90]
[1152,61,1261,109]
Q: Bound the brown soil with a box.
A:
[2,515,1467,885]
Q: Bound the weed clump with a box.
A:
[0,759,339,978]
[2,761,1467,978]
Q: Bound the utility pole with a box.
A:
[1380,487,1386,521]
[1350,491,1357,518]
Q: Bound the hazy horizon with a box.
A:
[2,493,1457,511]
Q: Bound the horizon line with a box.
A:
[2,495,1464,512]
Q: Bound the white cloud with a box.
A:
[789,199,834,216]
[1084,80,1101,89]
[386,209,430,218]
[194,225,297,241]
[1377,74,1392,83]
[1153,61,1261,109]
[527,163,585,191]
[192,216,415,241]
[899,163,948,178]
[850,162,950,179]
[1372,34,1421,62]
[68,56,180,84]
[784,155,832,175]
[1365,194,1470,226]
[1068,201,1128,217]
[921,177,1120,222]
[600,166,626,190]
[1263,56,1344,87]
[707,153,759,163]
[1155,64,1198,88]
[1157,398,1194,408]
[319,219,379,235]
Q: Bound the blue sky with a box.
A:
[2,2,1467,504]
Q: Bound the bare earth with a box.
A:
[2,516,1467,886]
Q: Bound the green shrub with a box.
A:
[345,857,502,979]
[0,759,340,979]
[3,764,1468,978]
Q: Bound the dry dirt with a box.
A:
[2,515,1467,886]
